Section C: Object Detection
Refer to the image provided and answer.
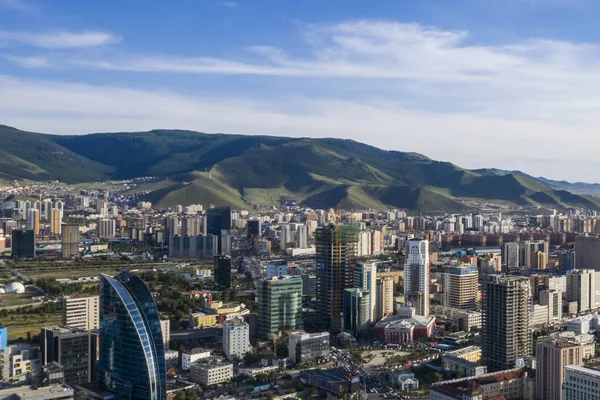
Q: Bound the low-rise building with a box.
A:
[566,314,598,335]
[442,355,487,378]
[287,331,330,364]
[374,307,435,343]
[299,368,360,397]
[389,371,419,390]
[1,344,42,383]
[563,365,600,400]
[445,346,481,363]
[182,349,211,370]
[164,349,179,369]
[190,362,233,386]
[0,384,74,400]
[189,311,217,328]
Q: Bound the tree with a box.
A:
[223,288,231,303]
[244,351,258,366]
[174,389,198,400]
[275,339,288,358]
[266,394,273,400]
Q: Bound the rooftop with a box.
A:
[566,365,600,377]
[0,384,73,399]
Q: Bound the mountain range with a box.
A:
[1,124,599,211]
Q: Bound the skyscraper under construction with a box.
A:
[315,223,359,333]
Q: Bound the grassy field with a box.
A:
[0,288,46,308]
[7,262,162,280]
[0,310,62,341]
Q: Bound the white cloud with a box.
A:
[0,30,120,49]
[221,1,239,7]
[4,54,49,68]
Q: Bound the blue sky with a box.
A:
[1,0,600,181]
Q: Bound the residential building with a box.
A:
[169,234,218,258]
[1,344,41,383]
[481,275,532,372]
[519,240,549,269]
[160,319,170,348]
[315,224,359,332]
[287,331,330,364]
[536,331,595,400]
[223,318,250,361]
[50,209,62,235]
[26,209,39,235]
[40,326,98,386]
[566,269,600,313]
[182,349,211,370]
[563,365,600,400]
[502,242,520,272]
[575,235,600,270]
[353,262,377,322]
[375,276,394,321]
[442,265,478,310]
[343,288,370,337]
[190,362,232,386]
[539,289,562,323]
[96,219,116,238]
[214,255,232,289]
[96,272,166,400]
[11,229,35,259]
[63,296,99,330]
[404,239,430,316]
[61,223,79,258]
[257,276,302,339]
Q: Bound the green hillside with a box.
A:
[1,124,599,210]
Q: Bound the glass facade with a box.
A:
[97,272,166,400]
[257,276,303,339]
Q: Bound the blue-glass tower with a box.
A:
[97,272,166,400]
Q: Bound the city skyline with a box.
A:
[3,0,600,181]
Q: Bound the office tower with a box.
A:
[376,277,394,321]
[63,296,100,330]
[26,209,39,235]
[1,344,41,383]
[404,239,430,316]
[288,331,330,364]
[353,262,377,322]
[315,224,359,332]
[481,275,532,372]
[61,224,79,258]
[343,288,370,337]
[536,332,594,400]
[575,235,600,270]
[214,256,232,289]
[247,220,260,237]
[97,272,166,400]
[539,289,562,322]
[11,229,35,259]
[41,327,98,386]
[205,206,231,236]
[563,366,600,400]
[297,224,308,249]
[257,276,302,339]
[97,218,116,238]
[443,265,478,310]
[519,240,549,269]
[566,269,600,313]
[301,274,317,297]
[502,242,520,272]
[222,318,250,361]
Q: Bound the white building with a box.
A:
[357,231,372,257]
[97,218,116,238]
[354,262,377,322]
[566,314,598,335]
[223,318,250,361]
[62,295,99,330]
[563,366,600,400]
[404,239,430,316]
[297,224,308,248]
[376,277,395,321]
[182,348,211,370]
[0,384,74,400]
[1,344,41,383]
[160,319,170,348]
[164,349,179,369]
[190,362,233,386]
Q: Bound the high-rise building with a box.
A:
[376,277,394,321]
[169,234,218,258]
[181,216,202,236]
[343,288,370,337]
[247,220,260,237]
[502,242,520,272]
[26,209,39,235]
[50,209,62,235]
[566,269,600,313]
[519,240,549,269]
[214,256,232,289]
[97,218,116,238]
[563,366,600,400]
[297,224,308,249]
[11,229,35,259]
[63,296,99,330]
[97,272,166,400]
[206,206,231,236]
[61,223,79,259]
[222,318,250,361]
[280,224,292,249]
[443,265,478,310]
[353,262,377,322]
[481,275,532,372]
[40,326,98,386]
[404,239,430,316]
[575,235,600,270]
[539,289,563,323]
[536,332,595,400]
[315,224,359,332]
[257,276,302,339]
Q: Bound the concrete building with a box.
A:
[404,239,430,316]
[481,275,532,372]
[160,319,170,348]
[442,265,478,310]
[50,209,62,235]
[164,349,179,369]
[566,269,600,313]
[181,348,211,370]
[266,263,288,279]
[288,331,330,364]
[0,384,74,400]
[190,362,233,386]
[223,318,250,361]
[374,308,436,343]
[315,224,359,332]
[575,235,600,270]
[26,209,39,235]
[353,262,377,322]
[301,274,317,297]
[1,344,41,383]
[536,331,595,400]
[343,288,370,337]
[40,327,97,386]
[376,276,394,321]
[520,240,549,269]
[62,296,99,330]
[61,223,79,258]
[96,218,116,238]
[539,289,562,323]
[257,276,303,339]
[502,242,520,272]
[168,234,218,258]
[563,365,600,400]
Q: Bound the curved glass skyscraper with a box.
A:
[97,272,166,400]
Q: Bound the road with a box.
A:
[331,347,391,397]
